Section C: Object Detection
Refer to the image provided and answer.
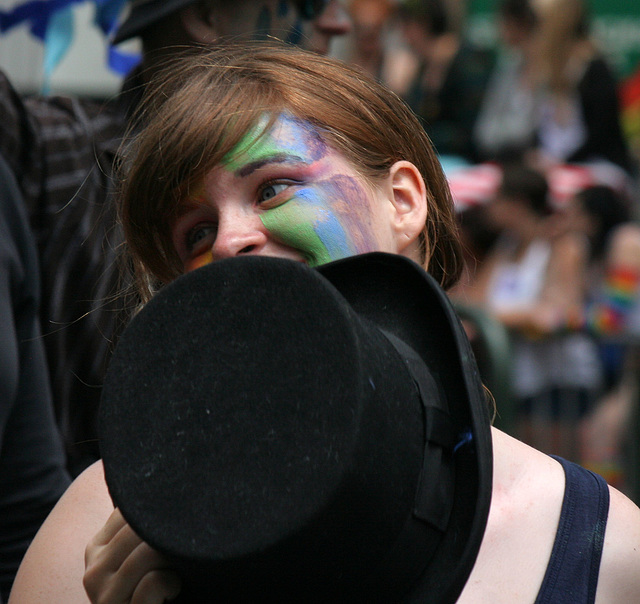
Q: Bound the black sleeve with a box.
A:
[569,57,634,173]
[0,154,70,601]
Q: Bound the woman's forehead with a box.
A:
[222,112,330,168]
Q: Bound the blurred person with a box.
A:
[449,203,507,418]
[396,0,494,163]
[529,0,633,174]
[475,0,634,179]
[466,163,603,460]
[343,0,394,80]
[560,184,640,489]
[0,153,70,602]
[561,185,640,343]
[0,0,350,476]
[450,202,502,301]
[8,42,640,604]
[473,0,539,163]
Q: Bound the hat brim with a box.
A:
[100,252,492,603]
[113,0,195,44]
[318,253,493,603]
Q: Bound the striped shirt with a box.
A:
[0,69,141,475]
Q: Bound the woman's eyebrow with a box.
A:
[173,194,207,220]
[235,152,307,177]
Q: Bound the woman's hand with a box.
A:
[84,508,181,604]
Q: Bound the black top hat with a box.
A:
[99,253,493,603]
[113,0,195,44]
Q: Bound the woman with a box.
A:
[461,164,603,461]
[530,0,633,173]
[9,43,640,603]
[476,0,633,177]
[396,0,494,164]
[561,185,640,489]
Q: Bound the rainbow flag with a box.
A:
[621,66,640,160]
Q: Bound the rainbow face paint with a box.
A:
[186,249,214,273]
[226,114,383,267]
[173,113,390,272]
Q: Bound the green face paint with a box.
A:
[174,113,385,272]
[224,115,294,171]
[260,202,334,267]
[223,114,382,267]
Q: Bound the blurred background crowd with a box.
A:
[2,0,640,597]
[337,0,640,500]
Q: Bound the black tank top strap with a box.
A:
[535,455,610,604]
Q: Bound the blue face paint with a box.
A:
[227,114,383,267]
[180,114,387,272]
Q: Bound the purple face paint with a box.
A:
[226,114,383,267]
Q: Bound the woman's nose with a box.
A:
[317,0,352,36]
[311,0,352,53]
[210,213,269,260]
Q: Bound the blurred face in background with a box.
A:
[210,0,351,53]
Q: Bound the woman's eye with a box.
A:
[259,183,289,203]
[186,224,216,251]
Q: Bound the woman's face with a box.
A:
[213,0,350,52]
[171,113,399,272]
[214,0,306,46]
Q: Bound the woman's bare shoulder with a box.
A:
[457,429,566,603]
[595,485,640,603]
[9,460,113,603]
[475,429,640,603]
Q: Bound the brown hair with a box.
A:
[119,41,463,298]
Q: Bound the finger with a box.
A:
[107,540,172,600]
[90,508,129,546]
[131,570,182,604]
[88,520,147,574]
[85,540,169,604]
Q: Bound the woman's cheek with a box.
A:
[185,249,214,273]
[260,191,358,266]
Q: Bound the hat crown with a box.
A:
[101,257,432,600]
[113,0,196,43]
[100,254,493,603]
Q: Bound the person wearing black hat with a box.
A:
[10,43,640,604]
[115,0,351,55]
[0,0,351,479]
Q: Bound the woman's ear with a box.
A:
[386,161,428,257]
[180,4,221,43]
